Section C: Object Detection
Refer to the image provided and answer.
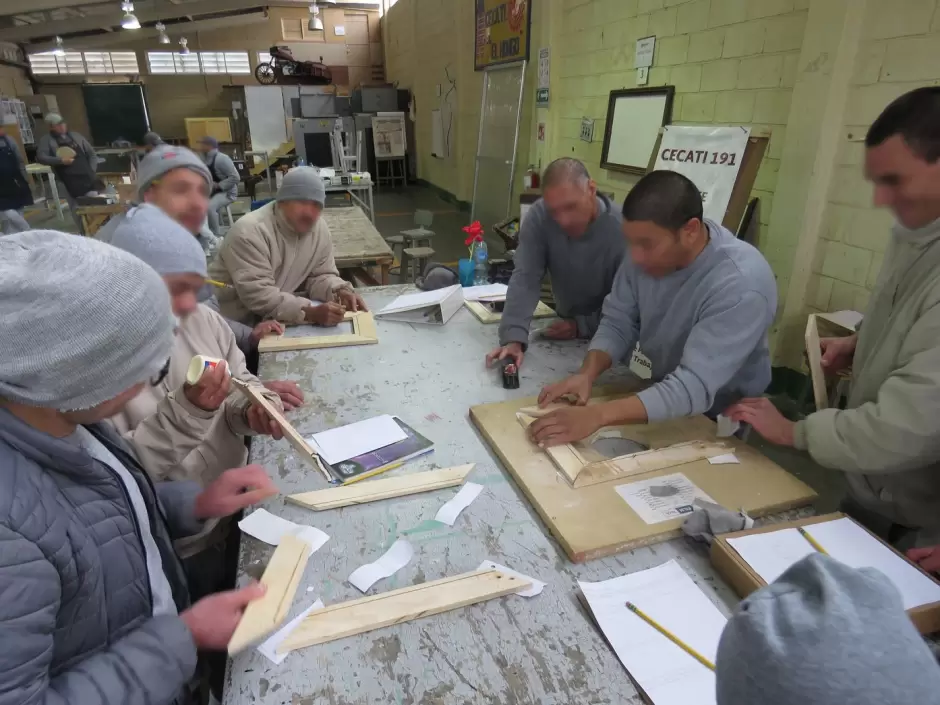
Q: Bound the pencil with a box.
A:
[798,527,828,555]
[206,279,232,289]
[625,601,715,671]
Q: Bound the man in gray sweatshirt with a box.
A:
[486,158,626,369]
[196,136,240,236]
[531,170,776,446]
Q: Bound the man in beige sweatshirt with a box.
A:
[727,88,940,547]
[107,204,284,588]
[209,166,367,327]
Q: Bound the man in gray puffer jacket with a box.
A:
[0,230,274,705]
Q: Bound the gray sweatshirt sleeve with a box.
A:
[35,135,63,167]
[215,153,240,193]
[636,290,772,422]
[498,210,548,348]
[80,135,98,173]
[588,260,640,363]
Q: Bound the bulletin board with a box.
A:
[475,0,532,70]
[600,86,675,175]
[371,113,406,159]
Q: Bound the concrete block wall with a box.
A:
[805,0,940,317]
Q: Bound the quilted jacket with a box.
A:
[0,407,201,705]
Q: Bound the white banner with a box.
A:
[653,126,750,223]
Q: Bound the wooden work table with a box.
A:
[224,284,813,704]
[323,206,394,286]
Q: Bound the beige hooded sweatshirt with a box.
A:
[794,217,940,543]
[110,304,282,556]
[208,201,350,325]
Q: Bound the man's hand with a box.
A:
[183,360,230,411]
[908,546,940,574]
[335,288,368,312]
[485,342,524,369]
[245,404,284,440]
[194,464,277,519]
[725,397,796,446]
[181,583,266,650]
[304,302,346,327]
[541,319,578,340]
[250,320,284,346]
[529,406,604,446]
[538,372,593,407]
[820,334,857,374]
[263,380,305,411]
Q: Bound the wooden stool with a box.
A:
[401,246,435,283]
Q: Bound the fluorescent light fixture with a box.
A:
[52,36,66,57]
[155,21,170,44]
[120,1,140,29]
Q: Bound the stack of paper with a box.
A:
[726,517,940,610]
[307,414,407,465]
[462,283,509,301]
[579,560,725,705]
[375,285,464,325]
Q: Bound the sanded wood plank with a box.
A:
[228,534,310,654]
[805,314,828,410]
[231,379,332,482]
[464,300,555,324]
[279,569,530,653]
[286,464,475,511]
[573,440,732,487]
[516,413,585,484]
[258,311,379,353]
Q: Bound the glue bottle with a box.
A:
[185,355,232,385]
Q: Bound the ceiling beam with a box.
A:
[0,0,112,18]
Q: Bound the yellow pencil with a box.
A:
[798,527,828,555]
[625,601,715,671]
[206,279,233,289]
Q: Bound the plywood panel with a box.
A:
[470,393,817,563]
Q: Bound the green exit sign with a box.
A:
[536,88,550,106]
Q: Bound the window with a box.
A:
[147,50,250,75]
[28,50,139,75]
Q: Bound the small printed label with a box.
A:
[615,472,717,525]
[629,344,652,380]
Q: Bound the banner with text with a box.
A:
[652,126,750,222]
[475,0,531,70]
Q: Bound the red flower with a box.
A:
[462,221,484,246]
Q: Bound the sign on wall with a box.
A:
[475,0,532,71]
[536,47,550,106]
[653,126,750,222]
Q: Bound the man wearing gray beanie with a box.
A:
[717,553,940,704]
[195,135,240,237]
[107,204,289,576]
[143,130,165,152]
[0,230,273,705]
[209,166,367,327]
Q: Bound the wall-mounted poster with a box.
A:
[474,0,531,71]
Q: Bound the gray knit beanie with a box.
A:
[44,112,64,126]
[143,131,164,148]
[108,203,207,277]
[137,144,211,200]
[276,166,326,206]
[717,554,940,705]
[0,230,175,411]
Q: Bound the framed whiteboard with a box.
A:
[600,86,675,175]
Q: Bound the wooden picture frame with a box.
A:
[600,86,675,175]
[805,314,828,410]
[464,299,555,324]
[258,311,378,353]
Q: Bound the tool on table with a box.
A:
[206,278,233,289]
[501,358,519,389]
[798,526,828,554]
[625,601,715,671]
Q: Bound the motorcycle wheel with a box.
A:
[255,63,277,85]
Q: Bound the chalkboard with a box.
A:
[82,84,149,146]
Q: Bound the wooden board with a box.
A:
[258,311,378,353]
[710,512,940,635]
[287,464,475,511]
[228,534,310,654]
[464,300,556,324]
[230,379,332,483]
[805,314,828,410]
[279,569,530,653]
[324,206,394,266]
[470,393,817,563]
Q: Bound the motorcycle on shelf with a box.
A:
[255,45,332,86]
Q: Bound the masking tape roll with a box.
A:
[185,355,230,385]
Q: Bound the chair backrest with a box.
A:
[414,209,434,228]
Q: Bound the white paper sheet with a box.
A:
[615,473,717,525]
[462,283,509,301]
[348,538,414,592]
[729,518,940,610]
[256,599,324,665]
[434,482,483,526]
[307,414,407,465]
[817,309,863,332]
[477,560,545,597]
[707,453,739,465]
[237,509,330,556]
[579,560,724,705]
[715,414,740,438]
[378,284,462,314]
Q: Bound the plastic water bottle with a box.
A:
[296,156,306,167]
[472,240,489,285]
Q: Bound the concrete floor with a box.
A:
[27,181,846,514]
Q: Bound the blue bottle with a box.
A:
[472,240,489,285]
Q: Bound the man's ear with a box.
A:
[679,217,701,242]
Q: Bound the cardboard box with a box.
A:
[711,512,940,635]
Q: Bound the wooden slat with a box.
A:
[279,569,529,653]
[464,300,555,324]
[228,534,310,654]
[805,314,828,410]
[516,413,585,483]
[574,440,733,487]
[287,464,474,511]
[258,311,378,353]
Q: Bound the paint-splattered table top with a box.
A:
[224,284,810,705]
